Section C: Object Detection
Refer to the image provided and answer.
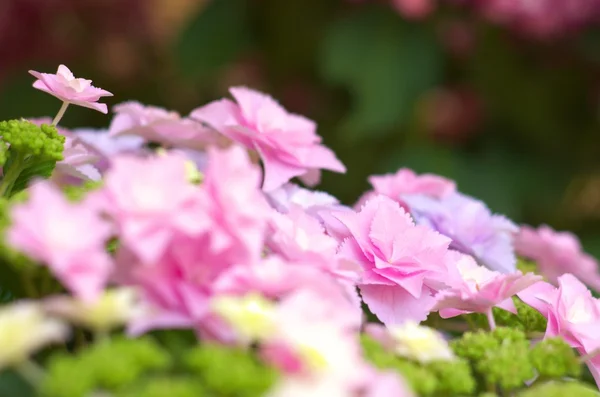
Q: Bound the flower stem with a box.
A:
[52,101,70,126]
[486,308,496,331]
[0,151,26,197]
[16,360,45,388]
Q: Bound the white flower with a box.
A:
[0,302,68,369]
[211,293,278,343]
[44,288,142,332]
[388,321,455,363]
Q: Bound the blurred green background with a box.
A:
[3,0,600,254]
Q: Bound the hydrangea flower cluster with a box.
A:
[0,65,599,396]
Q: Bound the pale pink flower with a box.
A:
[27,118,102,183]
[199,145,271,264]
[267,206,361,282]
[518,274,600,387]
[432,254,541,323]
[109,101,218,150]
[332,195,455,325]
[262,288,368,396]
[355,168,455,211]
[73,127,146,172]
[515,225,600,291]
[265,183,352,239]
[93,152,207,263]
[362,371,415,397]
[8,182,113,301]
[191,86,345,191]
[29,65,113,113]
[370,168,456,200]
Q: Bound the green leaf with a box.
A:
[0,370,35,397]
[10,160,57,197]
[319,6,442,141]
[175,0,250,81]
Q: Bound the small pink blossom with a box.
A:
[191,86,345,191]
[432,255,541,321]
[109,101,218,150]
[29,65,113,113]
[515,225,600,291]
[518,274,600,387]
[267,206,361,282]
[333,195,455,325]
[8,182,113,301]
[355,168,455,210]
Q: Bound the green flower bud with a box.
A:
[517,381,600,397]
[530,337,582,379]
[514,297,548,333]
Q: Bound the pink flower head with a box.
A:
[432,255,541,319]
[267,206,361,282]
[518,274,600,387]
[74,128,146,169]
[94,152,207,263]
[515,225,600,291]
[265,183,352,240]
[369,168,456,201]
[333,195,455,325]
[200,145,271,264]
[109,101,218,150]
[29,65,113,113]
[7,182,113,301]
[191,86,346,191]
[403,192,518,273]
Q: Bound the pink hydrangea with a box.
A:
[332,195,456,325]
[267,206,361,282]
[29,65,113,113]
[265,183,352,240]
[355,168,455,210]
[515,225,600,291]
[111,147,272,339]
[199,145,271,264]
[27,117,102,184]
[92,152,208,263]
[369,168,456,201]
[109,101,218,150]
[403,192,518,273]
[190,86,346,191]
[260,288,369,396]
[7,182,113,301]
[518,274,600,387]
[73,128,146,171]
[432,255,541,326]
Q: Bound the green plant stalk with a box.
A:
[0,151,26,197]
